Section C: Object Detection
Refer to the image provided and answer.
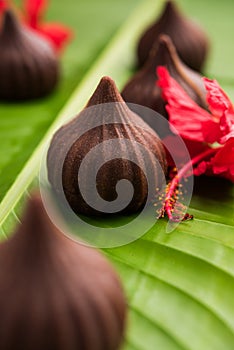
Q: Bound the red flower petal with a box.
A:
[202,120,223,144]
[219,112,234,143]
[210,138,234,181]
[23,0,47,28]
[203,77,234,118]
[0,0,8,13]
[157,66,213,142]
[38,22,73,52]
[194,139,234,182]
[23,0,73,53]
[163,134,210,168]
[193,161,209,176]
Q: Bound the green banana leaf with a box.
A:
[0,1,234,350]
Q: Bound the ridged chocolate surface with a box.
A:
[122,35,207,120]
[137,1,209,71]
[0,10,59,101]
[47,76,167,216]
[0,194,126,350]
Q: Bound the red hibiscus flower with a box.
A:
[157,66,234,182]
[156,66,234,221]
[23,0,72,52]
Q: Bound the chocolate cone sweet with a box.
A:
[0,193,127,350]
[137,0,209,72]
[0,10,59,101]
[122,35,207,120]
[47,76,167,216]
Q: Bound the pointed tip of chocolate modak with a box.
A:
[12,192,65,253]
[6,192,69,259]
[1,10,20,36]
[86,76,124,106]
[148,34,177,66]
[137,0,209,71]
[21,192,51,232]
[163,0,179,15]
[157,34,175,51]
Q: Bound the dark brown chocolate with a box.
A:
[137,1,209,72]
[122,34,207,121]
[47,76,167,216]
[0,193,127,350]
[0,10,59,101]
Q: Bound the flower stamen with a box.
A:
[159,147,219,222]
